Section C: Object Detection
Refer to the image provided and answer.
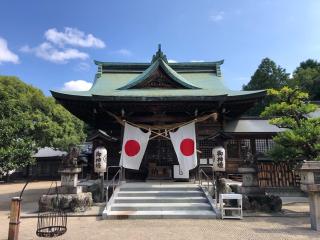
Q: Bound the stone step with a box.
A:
[119,187,200,192]
[118,191,204,197]
[111,203,212,211]
[106,210,216,219]
[115,196,208,203]
[103,182,217,220]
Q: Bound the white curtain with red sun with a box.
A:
[169,122,197,171]
[120,123,151,170]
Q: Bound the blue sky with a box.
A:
[0,0,319,95]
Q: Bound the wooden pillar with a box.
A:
[8,197,22,240]
[250,138,256,155]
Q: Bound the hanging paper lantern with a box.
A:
[94,147,107,173]
[212,146,225,172]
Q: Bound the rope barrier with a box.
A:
[106,111,217,131]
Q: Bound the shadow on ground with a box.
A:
[246,217,318,238]
[0,181,54,213]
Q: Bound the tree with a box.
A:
[289,59,320,100]
[243,58,289,91]
[261,87,320,162]
[0,76,86,179]
[243,58,290,115]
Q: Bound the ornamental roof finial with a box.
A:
[151,44,168,63]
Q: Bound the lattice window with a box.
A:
[239,139,251,159]
[267,139,275,149]
[241,139,251,149]
[198,139,215,159]
[255,138,275,154]
[226,139,251,159]
[227,140,240,158]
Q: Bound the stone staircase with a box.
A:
[102,182,216,219]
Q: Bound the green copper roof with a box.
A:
[51,46,266,101]
[118,58,199,90]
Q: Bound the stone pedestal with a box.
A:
[299,161,320,231]
[238,167,265,196]
[39,192,93,212]
[38,166,94,212]
[309,191,320,231]
[237,167,281,212]
[59,167,83,194]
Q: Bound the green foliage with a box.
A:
[296,59,320,70]
[0,76,86,175]
[289,59,320,100]
[261,87,320,162]
[243,58,289,116]
[243,58,289,91]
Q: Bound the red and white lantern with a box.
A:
[94,146,107,173]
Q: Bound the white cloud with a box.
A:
[168,59,177,63]
[20,27,106,64]
[45,27,105,48]
[115,48,132,56]
[62,80,92,91]
[21,42,88,63]
[0,37,19,64]
[191,60,205,62]
[20,45,31,53]
[209,11,225,22]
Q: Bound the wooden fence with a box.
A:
[257,161,300,188]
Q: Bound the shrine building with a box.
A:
[51,46,299,188]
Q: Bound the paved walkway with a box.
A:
[1,216,319,240]
[0,181,318,240]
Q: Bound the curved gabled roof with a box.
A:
[117,58,200,90]
[51,46,266,102]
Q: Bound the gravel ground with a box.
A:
[0,181,318,240]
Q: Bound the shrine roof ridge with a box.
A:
[94,60,224,73]
[94,60,224,66]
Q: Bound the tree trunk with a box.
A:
[6,171,10,182]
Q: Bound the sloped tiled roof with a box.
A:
[51,47,265,101]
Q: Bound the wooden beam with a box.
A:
[126,114,195,123]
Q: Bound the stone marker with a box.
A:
[299,161,320,231]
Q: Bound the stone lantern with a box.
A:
[39,146,93,212]
[238,145,265,196]
[299,161,320,231]
[59,147,82,194]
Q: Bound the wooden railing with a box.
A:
[257,161,300,188]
